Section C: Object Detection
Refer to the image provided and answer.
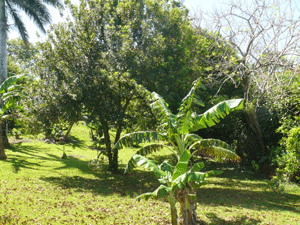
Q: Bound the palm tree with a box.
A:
[0,0,63,84]
[0,0,63,159]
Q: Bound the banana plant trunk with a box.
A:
[178,187,198,225]
[169,191,178,225]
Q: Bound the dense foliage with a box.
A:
[24,0,212,172]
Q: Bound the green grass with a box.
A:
[0,123,300,224]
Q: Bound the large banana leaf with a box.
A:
[150,92,176,131]
[172,171,207,189]
[124,143,164,173]
[114,131,159,149]
[136,184,172,201]
[190,139,241,162]
[0,74,24,94]
[127,154,166,178]
[183,133,202,148]
[176,79,205,134]
[158,160,174,174]
[192,161,205,172]
[172,150,191,181]
[189,99,244,132]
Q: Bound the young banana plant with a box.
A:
[131,149,222,225]
[0,74,24,160]
[114,78,244,172]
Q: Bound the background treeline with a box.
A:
[3,0,300,184]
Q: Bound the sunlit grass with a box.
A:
[0,123,299,224]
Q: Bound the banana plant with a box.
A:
[114,78,244,172]
[131,149,222,225]
[0,74,24,160]
[114,78,244,224]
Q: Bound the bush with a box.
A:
[276,126,300,183]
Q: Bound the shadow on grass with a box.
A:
[9,158,41,173]
[5,141,300,218]
[40,170,160,198]
[55,134,86,149]
[198,214,261,225]
[196,186,300,214]
[38,153,300,216]
[4,143,51,173]
[37,152,162,198]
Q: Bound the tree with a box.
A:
[8,38,38,73]
[29,0,206,172]
[0,0,63,159]
[194,0,300,160]
[22,77,83,141]
[115,79,244,224]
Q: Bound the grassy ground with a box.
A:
[0,123,299,224]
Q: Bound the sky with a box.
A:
[8,0,220,43]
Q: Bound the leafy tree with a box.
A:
[115,79,244,224]
[8,38,38,72]
[22,77,83,141]
[194,0,300,162]
[29,0,207,172]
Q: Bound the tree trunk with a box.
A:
[0,125,6,160]
[0,0,7,84]
[102,120,118,173]
[114,125,122,145]
[64,121,74,139]
[2,120,9,148]
[241,74,266,158]
[245,107,266,157]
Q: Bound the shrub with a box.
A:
[276,126,300,183]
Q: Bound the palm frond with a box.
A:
[9,0,63,37]
[18,0,50,32]
[6,1,29,42]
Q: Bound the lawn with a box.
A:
[0,123,299,224]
